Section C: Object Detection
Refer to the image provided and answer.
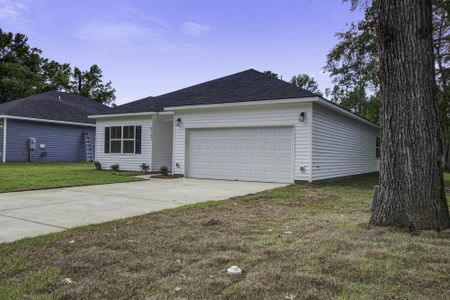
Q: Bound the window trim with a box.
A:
[106,126,138,155]
[110,126,124,154]
[122,126,136,154]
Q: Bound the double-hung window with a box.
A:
[110,126,123,153]
[104,125,142,154]
[122,126,135,153]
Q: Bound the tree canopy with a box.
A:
[0,29,116,105]
[290,74,322,96]
[325,1,449,125]
[263,70,323,95]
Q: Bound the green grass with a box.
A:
[0,173,449,299]
[445,172,450,186]
[0,162,142,193]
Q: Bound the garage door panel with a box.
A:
[188,127,293,183]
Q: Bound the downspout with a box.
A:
[2,118,7,163]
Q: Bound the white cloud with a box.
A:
[73,21,173,53]
[75,22,150,43]
[0,0,28,26]
[181,21,210,37]
[126,7,171,30]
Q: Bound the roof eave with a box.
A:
[0,115,96,127]
[163,97,320,111]
[88,112,157,119]
[315,97,379,129]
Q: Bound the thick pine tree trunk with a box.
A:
[371,0,450,230]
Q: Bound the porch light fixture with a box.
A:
[299,112,306,122]
[176,118,182,127]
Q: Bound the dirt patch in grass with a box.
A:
[1,173,450,299]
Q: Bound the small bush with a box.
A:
[159,165,169,176]
[94,161,102,170]
[110,163,120,172]
[140,163,150,173]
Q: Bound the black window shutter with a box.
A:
[105,127,110,153]
[135,126,142,154]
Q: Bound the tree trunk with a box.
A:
[371,0,450,230]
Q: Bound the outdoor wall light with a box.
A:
[299,112,306,122]
[176,118,182,127]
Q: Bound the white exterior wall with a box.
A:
[151,116,173,171]
[172,103,313,182]
[95,116,152,171]
[311,103,379,181]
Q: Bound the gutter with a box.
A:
[0,115,96,127]
[163,96,379,129]
[315,98,379,129]
[163,97,319,111]
[88,112,156,119]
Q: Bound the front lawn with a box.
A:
[0,163,141,193]
[1,173,449,299]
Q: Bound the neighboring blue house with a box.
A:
[0,91,109,163]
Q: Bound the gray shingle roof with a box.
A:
[100,69,318,115]
[0,91,110,124]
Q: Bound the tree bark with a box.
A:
[371,0,450,230]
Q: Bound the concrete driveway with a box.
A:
[0,178,285,243]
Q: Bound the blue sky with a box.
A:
[0,0,363,105]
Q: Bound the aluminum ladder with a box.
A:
[83,132,94,162]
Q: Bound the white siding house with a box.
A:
[95,115,153,171]
[311,103,380,181]
[170,102,312,182]
[90,69,379,182]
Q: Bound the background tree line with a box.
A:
[266,1,449,170]
[0,29,116,105]
[325,0,449,170]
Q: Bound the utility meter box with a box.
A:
[28,138,37,150]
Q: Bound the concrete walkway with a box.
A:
[0,178,285,243]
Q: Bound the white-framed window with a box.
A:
[110,126,123,153]
[105,125,142,154]
[122,126,135,153]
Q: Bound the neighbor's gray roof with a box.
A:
[99,69,318,115]
[0,91,110,124]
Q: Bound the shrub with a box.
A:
[159,165,169,176]
[94,161,102,170]
[110,163,120,172]
[140,163,150,173]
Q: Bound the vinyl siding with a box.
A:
[311,103,379,181]
[5,119,95,162]
[151,116,173,171]
[172,103,313,182]
[95,116,152,171]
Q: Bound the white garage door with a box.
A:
[187,127,294,183]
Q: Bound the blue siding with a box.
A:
[5,119,95,162]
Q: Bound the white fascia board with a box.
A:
[315,98,379,129]
[163,97,320,111]
[0,115,96,127]
[88,112,156,119]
